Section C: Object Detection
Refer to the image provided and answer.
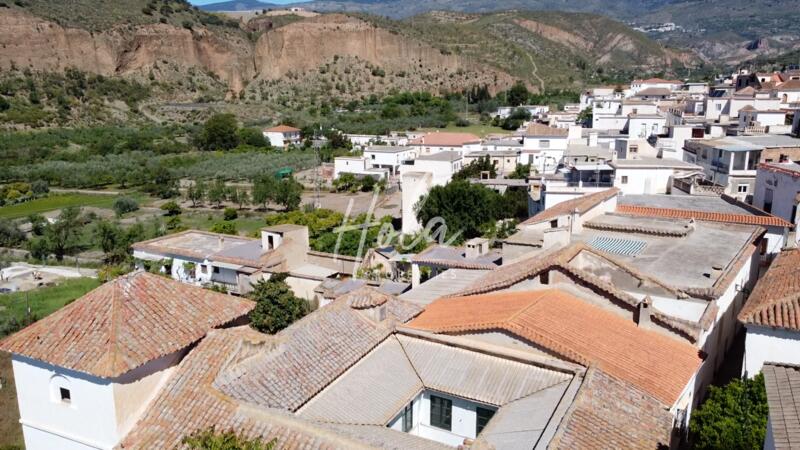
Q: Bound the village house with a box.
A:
[629,78,683,96]
[133,225,361,305]
[463,150,521,175]
[409,132,481,156]
[400,151,463,234]
[363,145,418,176]
[521,122,573,173]
[262,124,301,148]
[2,274,684,450]
[332,155,390,180]
[739,247,800,376]
[684,134,800,200]
[0,272,255,450]
[753,161,800,227]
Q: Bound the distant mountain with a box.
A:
[200,1,280,12]
[198,0,800,64]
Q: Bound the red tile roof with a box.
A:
[616,204,793,228]
[739,248,800,331]
[264,124,301,133]
[409,132,481,147]
[0,272,254,378]
[778,79,800,91]
[408,289,703,405]
[524,122,569,137]
[549,367,674,449]
[760,162,800,178]
[521,188,619,225]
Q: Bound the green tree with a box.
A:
[223,207,238,221]
[689,374,768,450]
[415,180,505,243]
[274,178,303,211]
[160,200,182,216]
[0,219,25,247]
[210,221,237,235]
[183,428,276,450]
[207,179,227,208]
[113,197,139,217]
[508,163,531,179]
[196,113,239,151]
[453,155,497,180]
[187,180,205,208]
[237,127,269,148]
[44,206,82,261]
[27,213,47,236]
[27,237,49,261]
[252,176,276,210]
[576,107,593,126]
[507,82,530,106]
[230,188,250,210]
[248,274,309,334]
[94,220,129,264]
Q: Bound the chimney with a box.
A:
[465,238,489,259]
[783,231,798,250]
[637,296,652,327]
[218,235,225,251]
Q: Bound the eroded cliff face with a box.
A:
[0,9,254,93]
[254,14,464,78]
[0,10,512,95]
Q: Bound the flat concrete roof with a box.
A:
[573,215,759,288]
[134,231,257,260]
[610,157,702,169]
[416,151,462,162]
[619,194,755,215]
[365,146,408,153]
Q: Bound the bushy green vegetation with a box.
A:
[415,180,526,243]
[183,428,276,450]
[0,69,152,127]
[690,374,768,450]
[247,273,309,334]
[0,193,125,220]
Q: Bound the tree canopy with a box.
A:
[248,274,310,334]
[689,374,768,450]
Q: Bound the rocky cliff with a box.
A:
[0,9,511,95]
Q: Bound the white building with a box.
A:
[400,152,463,233]
[753,162,800,226]
[521,122,573,174]
[739,248,800,376]
[408,132,481,156]
[263,125,301,148]
[0,272,254,450]
[333,156,389,180]
[629,78,682,96]
[363,145,417,176]
[610,157,703,195]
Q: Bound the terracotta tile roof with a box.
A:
[616,204,793,228]
[120,327,393,449]
[778,79,800,91]
[409,132,481,147]
[213,294,422,412]
[411,245,500,270]
[521,188,619,225]
[524,122,569,137]
[549,367,674,450]
[343,285,391,309]
[264,124,301,133]
[0,272,254,378]
[408,289,703,405]
[739,249,800,331]
[762,362,800,450]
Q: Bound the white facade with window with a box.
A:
[387,391,496,447]
[753,163,800,228]
[11,352,181,450]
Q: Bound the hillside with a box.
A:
[0,2,691,128]
[215,0,800,64]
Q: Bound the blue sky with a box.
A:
[188,0,308,4]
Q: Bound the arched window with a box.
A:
[49,375,72,405]
[783,94,789,103]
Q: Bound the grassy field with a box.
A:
[0,353,22,450]
[0,193,141,220]
[0,277,102,324]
